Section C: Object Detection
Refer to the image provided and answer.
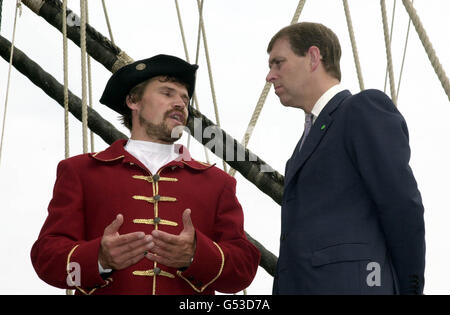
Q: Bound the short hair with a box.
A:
[267,22,342,81]
[121,76,190,130]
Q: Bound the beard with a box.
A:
[138,111,184,143]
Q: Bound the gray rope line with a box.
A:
[383,0,396,94]
[401,0,450,101]
[397,0,414,101]
[343,0,364,91]
[380,0,398,105]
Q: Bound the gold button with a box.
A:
[136,63,146,71]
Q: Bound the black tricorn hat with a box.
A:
[99,54,198,115]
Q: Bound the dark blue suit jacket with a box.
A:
[273,89,425,295]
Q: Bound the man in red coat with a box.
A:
[31,54,260,295]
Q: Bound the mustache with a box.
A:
[164,110,187,122]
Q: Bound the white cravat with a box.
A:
[124,139,179,174]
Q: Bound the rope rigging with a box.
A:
[101,0,115,45]
[80,0,88,153]
[194,0,227,172]
[381,0,398,105]
[383,0,397,94]
[174,0,210,163]
[397,0,414,100]
[62,0,69,158]
[343,0,364,91]
[401,0,450,101]
[86,3,94,153]
[0,0,22,167]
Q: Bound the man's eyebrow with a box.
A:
[159,86,175,91]
[269,57,283,66]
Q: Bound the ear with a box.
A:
[307,46,322,72]
[125,95,140,111]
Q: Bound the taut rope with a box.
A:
[0,0,22,167]
[380,0,398,105]
[401,0,450,101]
[343,0,364,91]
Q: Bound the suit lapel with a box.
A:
[284,90,352,190]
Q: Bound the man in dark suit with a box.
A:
[266,22,425,294]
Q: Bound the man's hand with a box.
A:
[145,209,196,269]
[98,214,152,270]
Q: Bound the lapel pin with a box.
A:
[321,124,326,130]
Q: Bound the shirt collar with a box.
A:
[90,139,214,171]
[310,84,345,123]
[125,138,177,156]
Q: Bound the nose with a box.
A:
[266,69,276,83]
[173,95,188,111]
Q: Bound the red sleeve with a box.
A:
[30,160,111,294]
[177,176,260,293]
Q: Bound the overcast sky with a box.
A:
[0,0,449,294]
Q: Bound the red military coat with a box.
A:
[31,139,260,295]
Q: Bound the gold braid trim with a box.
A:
[176,242,225,293]
[133,195,177,203]
[133,269,175,278]
[152,174,158,295]
[196,161,212,167]
[133,218,178,226]
[91,152,124,162]
[132,175,178,183]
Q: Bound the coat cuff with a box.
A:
[176,229,224,293]
[67,237,113,294]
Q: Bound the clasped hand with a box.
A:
[98,209,196,270]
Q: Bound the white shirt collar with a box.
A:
[125,139,176,155]
[310,84,345,123]
[124,139,179,174]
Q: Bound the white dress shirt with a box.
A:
[310,84,345,124]
[124,139,180,174]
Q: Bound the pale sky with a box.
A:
[0,0,449,294]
